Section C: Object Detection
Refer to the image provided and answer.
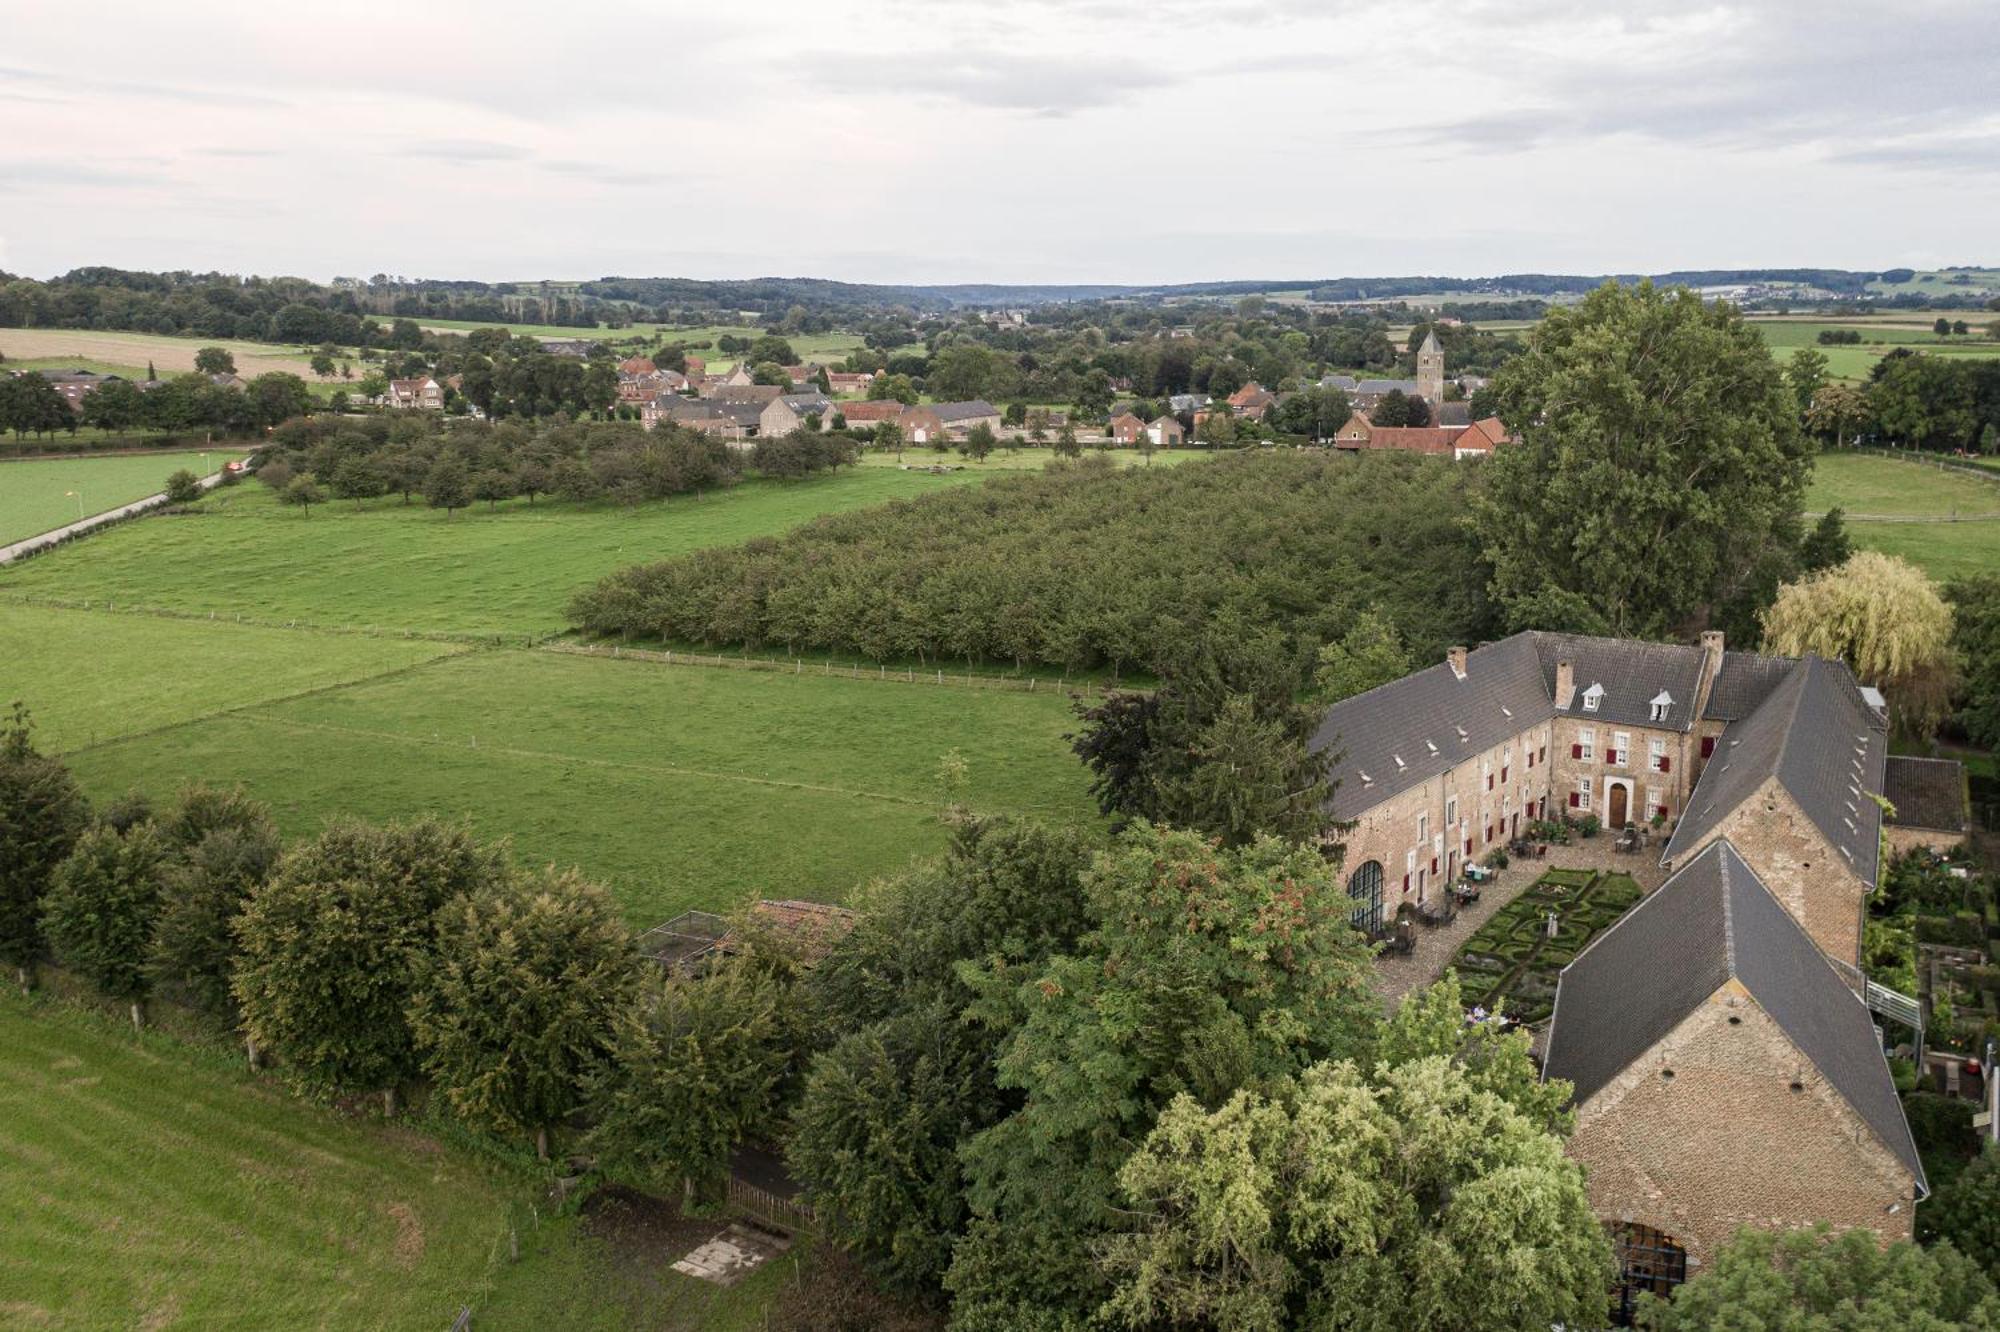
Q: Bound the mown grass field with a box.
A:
[1809,450,2000,518]
[62,647,1095,924]
[0,449,243,544]
[1750,314,2000,381]
[0,468,990,638]
[0,994,801,1330]
[1806,450,2000,583]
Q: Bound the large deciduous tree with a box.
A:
[1761,551,1954,735]
[1312,606,1412,704]
[1948,575,2000,749]
[1472,280,1811,637]
[231,817,509,1111]
[411,869,636,1157]
[1100,982,1609,1332]
[42,820,168,1026]
[0,705,91,990]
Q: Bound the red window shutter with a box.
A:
[1463,838,1472,855]
[1540,746,1547,763]
[1656,804,1668,818]
[1571,743,1582,760]
[1502,767,1509,783]
[1430,857,1438,874]
[1486,774,1493,790]
[1569,792,1581,808]
[1485,824,1493,843]
[1403,874,1410,891]
[1701,736,1715,757]
[1661,756,1670,773]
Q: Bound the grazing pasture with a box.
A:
[62,647,1097,922]
[1808,451,2000,519]
[1842,517,2000,585]
[1750,314,2000,381]
[0,467,990,638]
[0,449,242,544]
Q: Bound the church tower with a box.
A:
[1416,328,1445,404]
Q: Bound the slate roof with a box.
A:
[1545,839,1924,1189]
[1703,650,1797,721]
[1883,756,1969,832]
[932,399,999,423]
[710,384,783,404]
[1319,375,1358,392]
[1535,633,1707,732]
[1436,401,1472,428]
[1664,657,1886,885]
[776,392,832,414]
[1312,632,1553,822]
[1354,377,1419,395]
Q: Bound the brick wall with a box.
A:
[1670,778,1869,973]
[1338,721,1554,915]
[1564,980,1918,1271]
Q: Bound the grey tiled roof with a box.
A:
[1318,376,1358,391]
[1313,632,1552,823]
[1883,756,1969,832]
[776,393,832,413]
[1703,650,1796,720]
[1664,657,1886,885]
[1436,402,1472,427]
[1535,633,1706,732]
[1354,378,1419,395]
[932,399,1000,423]
[1545,839,1924,1188]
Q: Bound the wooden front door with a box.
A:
[1608,783,1629,829]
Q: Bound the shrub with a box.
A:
[1576,814,1601,839]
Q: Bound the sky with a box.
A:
[2,0,1996,286]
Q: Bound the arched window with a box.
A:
[1610,1222,1687,1325]
[1346,860,1384,934]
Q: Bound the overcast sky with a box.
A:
[2,0,1995,286]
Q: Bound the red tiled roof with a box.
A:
[618,356,657,377]
[838,400,906,422]
[1454,416,1513,450]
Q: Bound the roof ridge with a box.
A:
[1719,842,1737,975]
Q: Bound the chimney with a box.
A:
[1700,630,1725,678]
[1554,659,1575,710]
[1447,646,1468,680]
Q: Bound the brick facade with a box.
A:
[1565,981,1917,1271]
[1665,779,1869,975]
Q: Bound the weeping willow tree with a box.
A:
[1761,551,1954,735]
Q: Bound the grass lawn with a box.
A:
[0,603,466,752]
[63,647,1098,923]
[0,993,554,1329]
[1845,518,2000,584]
[1,468,990,639]
[0,449,243,545]
[1451,869,1644,1024]
[1809,451,2000,518]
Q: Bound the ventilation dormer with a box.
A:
[1581,682,1604,712]
[1649,689,1673,723]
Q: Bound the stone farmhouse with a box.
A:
[1331,413,1512,458]
[1547,840,1924,1290]
[1313,627,1962,1302]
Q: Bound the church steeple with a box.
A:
[1416,327,1445,404]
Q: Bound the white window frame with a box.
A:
[1612,732,1630,767]
[1650,738,1668,772]
[1445,795,1457,827]
[1417,812,1429,844]
[1579,728,1596,761]
[1578,776,1592,811]
[1646,785,1664,817]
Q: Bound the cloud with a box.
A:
[1829,134,2000,172]
[0,160,161,192]
[538,159,677,188]
[396,138,532,163]
[815,47,1174,116]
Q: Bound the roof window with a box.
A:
[1649,690,1673,722]
[1581,683,1604,712]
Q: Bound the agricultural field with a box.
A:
[0,468,991,638]
[60,646,1096,924]
[411,318,889,366]
[1865,268,2000,299]
[1750,314,2000,381]
[0,449,242,544]
[0,995,799,1330]
[1807,450,2000,582]
[1451,868,1644,1023]
[854,445,1214,473]
[0,327,328,380]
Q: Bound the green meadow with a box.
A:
[62,647,1094,924]
[0,994,801,1330]
[1751,315,2000,381]
[0,449,242,545]
[1,468,989,638]
[1806,450,2000,583]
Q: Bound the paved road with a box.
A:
[0,464,240,566]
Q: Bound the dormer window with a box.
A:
[1425,740,1439,755]
[1581,683,1604,712]
[1649,690,1673,722]
[1359,770,1373,786]
[1392,754,1406,771]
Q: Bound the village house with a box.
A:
[538,337,596,358]
[25,368,116,408]
[932,399,1002,438]
[1108,411,1146,445]
[898,406,946,446]
[1880,755,1972,856]
[759,392,833,436]
[1226,381,1277,420]
[834,400,907,430]
[1145,414,1184,448]
[1546,840,1924,1293]
[385,376,444,410]
[1332,412,1512,459]
[826,370,875,396]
